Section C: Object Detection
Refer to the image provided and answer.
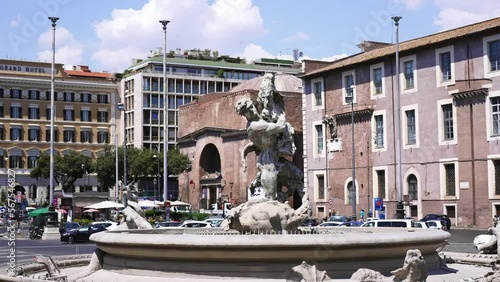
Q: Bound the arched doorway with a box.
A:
[407,174,418,217]
[198,144,222,211]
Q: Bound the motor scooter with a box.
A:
[29,226,43,240]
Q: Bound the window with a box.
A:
[407,174,418,201]
[98,111,108,122]
[46,128,58,142]
[442,104,454,140]
[0,104,3,118]
[97,131,108,144]
[347,181,353,205]
[10,105,22,118]
[9,156,22,169]
[10,127,22,141]
[404,61,414,89]
[370,62,385,98]
[373,68,382,94]
[315,124,324,156]
[143,78,150,91]
[98,94,109,104]
[0,127,4,140]
[28,156,38,168]
[376,170,386,199]
[311,78,324,108]
[0,155,5,168]
[488,39,500,72]
[405,109,416,145]
[46,108,51,120]
[29,90,39,100]
[374,115,384,148]
[64,109,74,121]
[491,97,500,136]
[11,89,21,99]
[342,70,356,104]
[81,109,91,122]
[29,128,40,141]
[63,129,75,142]
[29,107,40,119]
[445,163,456,196]
[317,174,325,200]
[440,52,452,81]
[81,93,91,102]
[80,130,92,143]
[494,160,500,196]
[64,92,74,102]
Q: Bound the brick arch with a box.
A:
[199,143,221,175]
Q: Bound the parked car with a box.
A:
[420,214,451,230]
[426,220,447,230]
[59,222,81,235]
[61,224,107,244]
[155,221,183,228]
[329,215,348,223]
[91,221,118,231]
[412,221,429,229]
[365,217,379,222]
[339,222,363,227]
[318,222,343,228]
[361,219,415,228]
[179,220,212,228]
[302,218,320,227]
[204,216,224,227]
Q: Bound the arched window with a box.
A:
[407,174,418,201]
[347,181,353,205]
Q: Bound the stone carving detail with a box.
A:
[35,255,67,281]
[292,249,428,282]
[391,249,428,282]
[292,261,331,282]
[477,226,500,255]
[236,72,303,202]
[323,115,337,139]
[116,184,153,230]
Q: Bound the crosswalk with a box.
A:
[0,247,41,262]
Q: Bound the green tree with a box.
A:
[30,151,92,192]
[94,146,191,191]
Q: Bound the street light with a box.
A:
[159,19,170,219]
[347,85,356,222]
[48,16,59,209]
[117,102,127,207]
[153,154,160,200]
[392,16,405,219]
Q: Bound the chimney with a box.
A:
[357,41,393,52]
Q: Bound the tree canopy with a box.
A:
[30,151,92,192]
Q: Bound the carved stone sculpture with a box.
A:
[350,268,391,282]
[391,249,428,282]
[116,184,153,230]
[292,261,331,282]
[35,255,67,281]
[477,226,500,255]
[222,192,310,233]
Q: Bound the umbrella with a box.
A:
[28,207,49,217]
[170,200,191,206]
[83,209,100,213]
[56,209,67,214]
[84,201,124,209]
[138,200,159,208]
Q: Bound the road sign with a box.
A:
[374,198,384,211]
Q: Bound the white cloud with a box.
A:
[238,43,273,62]
[432,0,500,30]
[280,32,311,43]
[37,27,84,67]
[92,0,265,71]
[396,0,424,10]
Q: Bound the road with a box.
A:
[443,228,487,253]
[0,238,96,265]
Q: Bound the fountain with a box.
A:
[4,73,452,281]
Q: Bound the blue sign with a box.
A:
[374,198,384,211]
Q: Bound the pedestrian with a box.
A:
[360,209,365,222]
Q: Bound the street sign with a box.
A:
[374,198,384,211]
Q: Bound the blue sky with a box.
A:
[1,0,499,72]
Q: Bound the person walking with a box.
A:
[359,209,365,222]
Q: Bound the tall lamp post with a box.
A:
[159,20,170,218]
[48,16,59,209]
[153,154,160,200]
[118,102,127,207]
[392,16,405,219]
[115,126,119,202]
[348,85,356,222]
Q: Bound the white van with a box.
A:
[361,219,414,228]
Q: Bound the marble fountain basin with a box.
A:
[90,227,451,279]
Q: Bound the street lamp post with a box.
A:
[48,16,59,209]
[115,127,119,202]
[117,102,126,207]
[348,86,357,222]
[153,154,160,200]
[159,20,170,218]
[392,16,405,219]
